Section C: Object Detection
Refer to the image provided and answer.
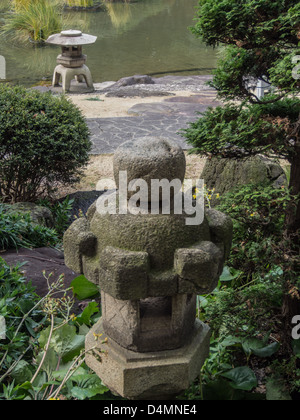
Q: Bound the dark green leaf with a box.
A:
[220,266,241,282]
[252,342,280,358]
[10,361,33,384]
[71,275,100,300]
[221,367,257,391]
[70,375,109,400]
[76,302,99,326]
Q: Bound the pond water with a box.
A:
[0,0,218,87]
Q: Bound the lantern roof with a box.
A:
[46,30,97,46]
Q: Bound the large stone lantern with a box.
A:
[46,30,97,93]
[64,137,233,399]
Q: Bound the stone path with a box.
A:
[82,75,220,154]
[88,111,202,154]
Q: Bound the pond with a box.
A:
[0,0,218,87]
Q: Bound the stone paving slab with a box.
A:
[85,75,219,154]
[127,102,210,116]
[88,114,195,154]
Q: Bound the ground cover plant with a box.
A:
[0,204,58,250]
[0,257,115,400]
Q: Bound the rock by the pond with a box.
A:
[112,74,155,88]
[3,202,54,227]
[105,88,174,98]
[201,156,287,200]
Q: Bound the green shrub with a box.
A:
[0,84,91,203]
[204,267,284,339]
[216,183,290,277]
[0,204,59,250]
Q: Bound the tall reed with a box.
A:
[66,0,94,7]
[1,0,63,42]
[13,0,32,11]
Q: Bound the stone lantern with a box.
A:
[46,30,97,93]
[63,137,233,400]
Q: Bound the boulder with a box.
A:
[201,156,287,202]
[1,247,92,314]
[3,202,54,227]
[112,74,155,88]
[105,88,173,98]
[1,247,75,297]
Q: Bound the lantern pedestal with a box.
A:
[52,64,94,93]
[85,319,211,400]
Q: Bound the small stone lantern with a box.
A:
[46,30,97,93]
[64,137,233,399]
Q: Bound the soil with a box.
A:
[69,89,202,119]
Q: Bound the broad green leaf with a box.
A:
[222,336,242,348]
[221,367,258,391]
[76,302,99,326]
[11,381,35,400]
[62,334,85,363]
[39,324,76,355]
[242,337,263,356]
[38,324,85,362]
[35,347,57,378]
[10,360,33,384]
[252,342,280,358]
[18,298,35,315]
[220,266,241,282]
[17,381,34,391]
[70,376,109,400]
[25,317,44,338]
[78,324,90,336]
[202,378,239,400]
[52,364,86,382]
[70,387,98,400]
[242,337,279,358]
[71,275,100,300]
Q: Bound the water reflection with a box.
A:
[106,2,132,29]
[0,0,218,86]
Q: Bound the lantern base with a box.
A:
[52,64,94,93]
[85,319,211,400]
